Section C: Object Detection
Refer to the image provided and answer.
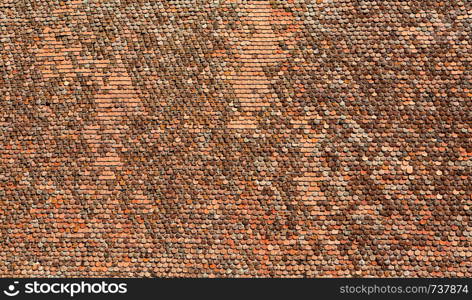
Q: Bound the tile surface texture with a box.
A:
[0,0,471,277]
